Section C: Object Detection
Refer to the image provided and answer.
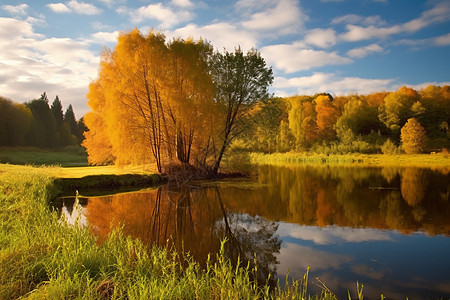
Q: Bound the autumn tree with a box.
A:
[165,38,216,165]
[244,98,286,153]
[287,96,315,150]
[400,118,427,154]
[379,86,418,134]
[209,48,273,173]
[84,29,217,172]
[314,94,339,141]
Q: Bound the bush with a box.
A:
[381,139,401,155]
[401,118,427,154]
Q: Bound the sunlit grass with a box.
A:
[0,146,87,167]
[249,152,450,169]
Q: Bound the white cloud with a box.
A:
[398,32,450,49]
[434,33,450,46]
[304,28,336,48]
[339,2,450,42]
[47,3,71,13]
[97,0,125,8]
[332,14,386,27]
[403,1,450,32]
[347,43,383,58]
[2,4,29,15]
[261,43,351,73]
[340,24,402,42]
[272,72,397,96]
[171,0,193,8]
[67,0,101,15]
[47,1,101,15]
[171,22,258,51]
[117,3,193,28]
[0,17,98,116]
[240,0,305,35]
[90,31,119,43]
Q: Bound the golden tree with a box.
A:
[315,94,339,140]
[400,118,427,154]
[83,29,216,171]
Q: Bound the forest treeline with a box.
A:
[0,93,85,148]
[84,29,449,174]
[240,85,450,155]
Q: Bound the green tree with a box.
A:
[245,98,286,153]
[51,96,64,127]
[210,48,273,173]
[379,86,418,135]
[64,105,77,136]
[26,93,58,147]
[401,118,427,154]
[0,96,32,146]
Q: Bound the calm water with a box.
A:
[55,164,450,299]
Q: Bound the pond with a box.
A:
[55,164,450,299]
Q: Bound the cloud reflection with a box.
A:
[277,223,394,245]
[276,242,353,278]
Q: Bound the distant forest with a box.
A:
[0,93,85,148]
[1,85,449,155]
[239,85,450,155]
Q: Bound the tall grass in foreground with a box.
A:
[1,165,366,299]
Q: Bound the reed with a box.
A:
[249,152,450,168]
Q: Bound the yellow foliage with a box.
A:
[83,29,217,171]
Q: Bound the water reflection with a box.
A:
[58,184,281,285]
[56,165,450,299]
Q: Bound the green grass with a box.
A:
[249,152,450,168]
[0,164,371,299]
[0,146,88,167]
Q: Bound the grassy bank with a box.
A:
[249,152,450,168]
[1,164,360,299]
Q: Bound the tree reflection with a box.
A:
[82,184,281,284]
[400,168,427,207]
[215,188,280,286]
[251,164,450,236]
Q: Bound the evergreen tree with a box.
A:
[64,105,77,136]
[76,117,87,144]
[26,93,58,147]
[51,96,64,127]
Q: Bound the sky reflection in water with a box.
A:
[57,164,450,299]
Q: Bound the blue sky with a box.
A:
[1,0,449,117]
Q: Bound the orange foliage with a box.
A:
[83,29,217,171]
[315,95,339,140]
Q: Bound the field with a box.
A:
[0,146,88,167]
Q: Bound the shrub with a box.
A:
[400,118,427,154]
[381,139,401,155]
